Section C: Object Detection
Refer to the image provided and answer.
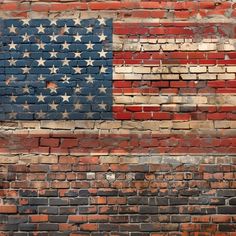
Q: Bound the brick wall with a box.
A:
[1,1,236,235]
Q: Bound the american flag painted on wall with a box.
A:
[0,17,236,121]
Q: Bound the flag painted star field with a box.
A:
[0,18,113,120]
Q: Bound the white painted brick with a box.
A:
[115,67,132,73]
[218,74,235,80]
[208,66,225,73]
[142,44,160,51]
[190,66,207,73]
[198,74,217,80]
[133,67,151,73]
[198,43,216,51]
[161,74,179,80]
[170,67,188,73]
[226,66,236,73]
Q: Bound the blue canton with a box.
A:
[0,18,113,120]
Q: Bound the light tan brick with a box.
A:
[190,67,207,73]
[133,67,151,73]
[218,74,235,80]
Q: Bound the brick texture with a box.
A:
[0,0,236,235]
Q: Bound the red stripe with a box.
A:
[113,105,236,121]
[113,80,236,94]
[1,133,236,155]
[113,52,236,65]
[113,23,236,38]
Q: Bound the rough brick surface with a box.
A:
[0,0,236,234]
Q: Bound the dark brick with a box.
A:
[161,223,179,231]
[179,189,200,196]
[97,189,118,196]
[130,233,149,236]
[0,215,7,223]
[189,197,209,205]
[129,164,149,172]
[19,223,37,231]
[39,190,58,197]
[39,206,58,215]
[1,224,18,231]
[64,190,79,197]
[171,215,191,223]
[140,206,158,214]
[141,223,161,231]
[135,173,145,180]
[217,190,236,197]
[29,197,48,205]
[218,207,236,214]
[159,206,179,214]
[128,197,148,205]
[130,215,149,223]
[69,197,89,205]
[229,197,236,205]
[99,224,119,231]
[120,224,140,231]
[219,224,236,232]
[169,198,188,205]
[8,216,28,224]
[19,190,37,197]
[79,206,97,214]
[49,215,68,223]
[79,189,91,197]
[38,223,59,231]
[18,206,37,214]
[210,198,226,205]
[49,198,68,206]
[149,197,168,206]
[151,215,170,223]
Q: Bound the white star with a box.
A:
[9,112,17,119]
[85,75,94,84]
[100,65,107,73]
[85,57,94,66]
[36,110,46,119]
[73,33,82,42]
[37,93,46,102]
[86,27,93,33]
[22,33,30,42]
[50,49,58,58]
[86,41,94,50]
[23,50,30,58]
[50,19,57,26]
[9,41,17,50]
[74,102,82,110]
[62,58,70,66]
[73,66,82,74]
[49,101,58,111]
[22,66,30,74]
[37,57,46,66]
[98,18,106,26]
[98,101,107,110]
[75,85,82,93]
[22,85,30,94]
[8,25,17,33]
[38,74,45,81]
[98,32,107,42]
[61,75,70,83]
[61,93,70,102]
[50,33,58,42]
[62,41,70,50]
[8,57,17,66]
[10,94,17,102]
[73,18,81,25]
[86,112,94,119]
[21,19,30,26]
[63,24,70,34]
[37,24,45,33]
[37,41,46,50]
[49,65,58,74]
[98,49,107,58]
[49,87,57,94]
[62,110,69,119]
[22,101,30,111]
[86,93,94,101]
[74,51,81,58]
[98,84,107,94]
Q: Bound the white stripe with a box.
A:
[113,69,236,80]
[113,36,236,51]
[113,95,236,105]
